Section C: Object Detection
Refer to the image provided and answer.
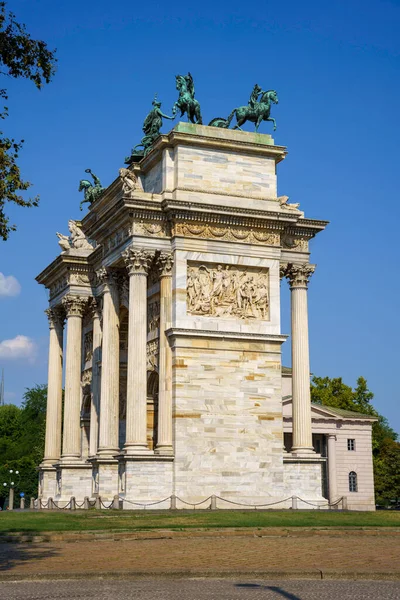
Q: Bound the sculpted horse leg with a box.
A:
[265,116,277,131]
[255,116,263,132]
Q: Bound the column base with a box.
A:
[154,444,174,456]
[124,443,153,456]
[96,447,120,460]
[291,447,316,458]
[59,454,83,465]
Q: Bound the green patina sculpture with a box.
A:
[209,85,279,132]
[172,73,202,124]
[79,169,104,210]
[125,95,175,164]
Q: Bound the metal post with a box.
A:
[170,494,177,510]
[8,487,14,511]
[291,495,298,510]
[210,495,217,510]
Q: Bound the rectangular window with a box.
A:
[347,439,355,451]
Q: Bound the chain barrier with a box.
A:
[35,494,346,511]
[120,496,171,509]
[215,495,293,508]
[175,495,212,509]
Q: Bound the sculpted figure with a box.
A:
[278,195,300,211]
[172,73,202,124]
[119,168,137,196]
[56,220,94,252]
[209,86,278,132]
[125,96,175,163]
[79,169,104,211]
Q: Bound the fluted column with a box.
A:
[97,270,120,458]
[61,296,87,461]
[42,307,65,465]
[155,252,174,455]
[123,248,154,454]
[327,434,338,502]
[285,263,316,455]
[89,299,102,457]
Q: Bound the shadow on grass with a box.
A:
[0,535,58,574]
[236,583,303,600]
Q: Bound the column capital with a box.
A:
[327,433,337,441]
[122,247,155,276]
[279,263,288,281]
[45,307,65,329]
[62,295,87,318]
[89,297,103,321]
[285,263,316,289]
[156,252,174,278]
[95,266,120,289]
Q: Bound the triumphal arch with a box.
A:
[37,115,331,508]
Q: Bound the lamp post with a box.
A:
[3,469,20,511]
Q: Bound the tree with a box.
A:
[311,374,399,506]
[0,384,47,505]
[0,2,56,240]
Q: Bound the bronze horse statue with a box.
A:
[209,89,279,132]
[172,73,202,124]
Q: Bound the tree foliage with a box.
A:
[0,1,56,240]
[311,375,399,506]
[0,384,47,506]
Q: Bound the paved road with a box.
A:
[0,579,399,600]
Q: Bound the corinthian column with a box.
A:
[61,296,87,461]
[89,299,102,457]
[123,248,154,454]
[155,252,174,455]
[97,269,120,458]
[285,263,316,456]
[42,307,65,465]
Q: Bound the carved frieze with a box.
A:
[187,262,269,320]
[49,275,69,300]
[132,221,168,238]
[148,299,160,332]
[83,332,93,363]
[147,339,159,371]
[281,234,309,252]
[173,222,280,246]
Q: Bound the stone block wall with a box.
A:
[171,335,286,504]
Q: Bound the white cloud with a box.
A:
[0,335,37,361]
[0,273,21,297]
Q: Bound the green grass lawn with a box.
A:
[0,509,400,533]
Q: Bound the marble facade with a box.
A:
[37,123,373,509]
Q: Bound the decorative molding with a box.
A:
[122,248,155,276]
[69,272,91,286]
[62,295,88,318]
[83,331,93,363]
[187,262,269,320]
[49,275,69,300]
[284,263,316,289]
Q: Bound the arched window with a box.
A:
[349,471,358,492]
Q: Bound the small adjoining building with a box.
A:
[36,123,376,510]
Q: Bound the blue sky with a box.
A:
[1,0,399,432]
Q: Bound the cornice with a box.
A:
[166,328,288,343]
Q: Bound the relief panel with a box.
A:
[187,261,269,320]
